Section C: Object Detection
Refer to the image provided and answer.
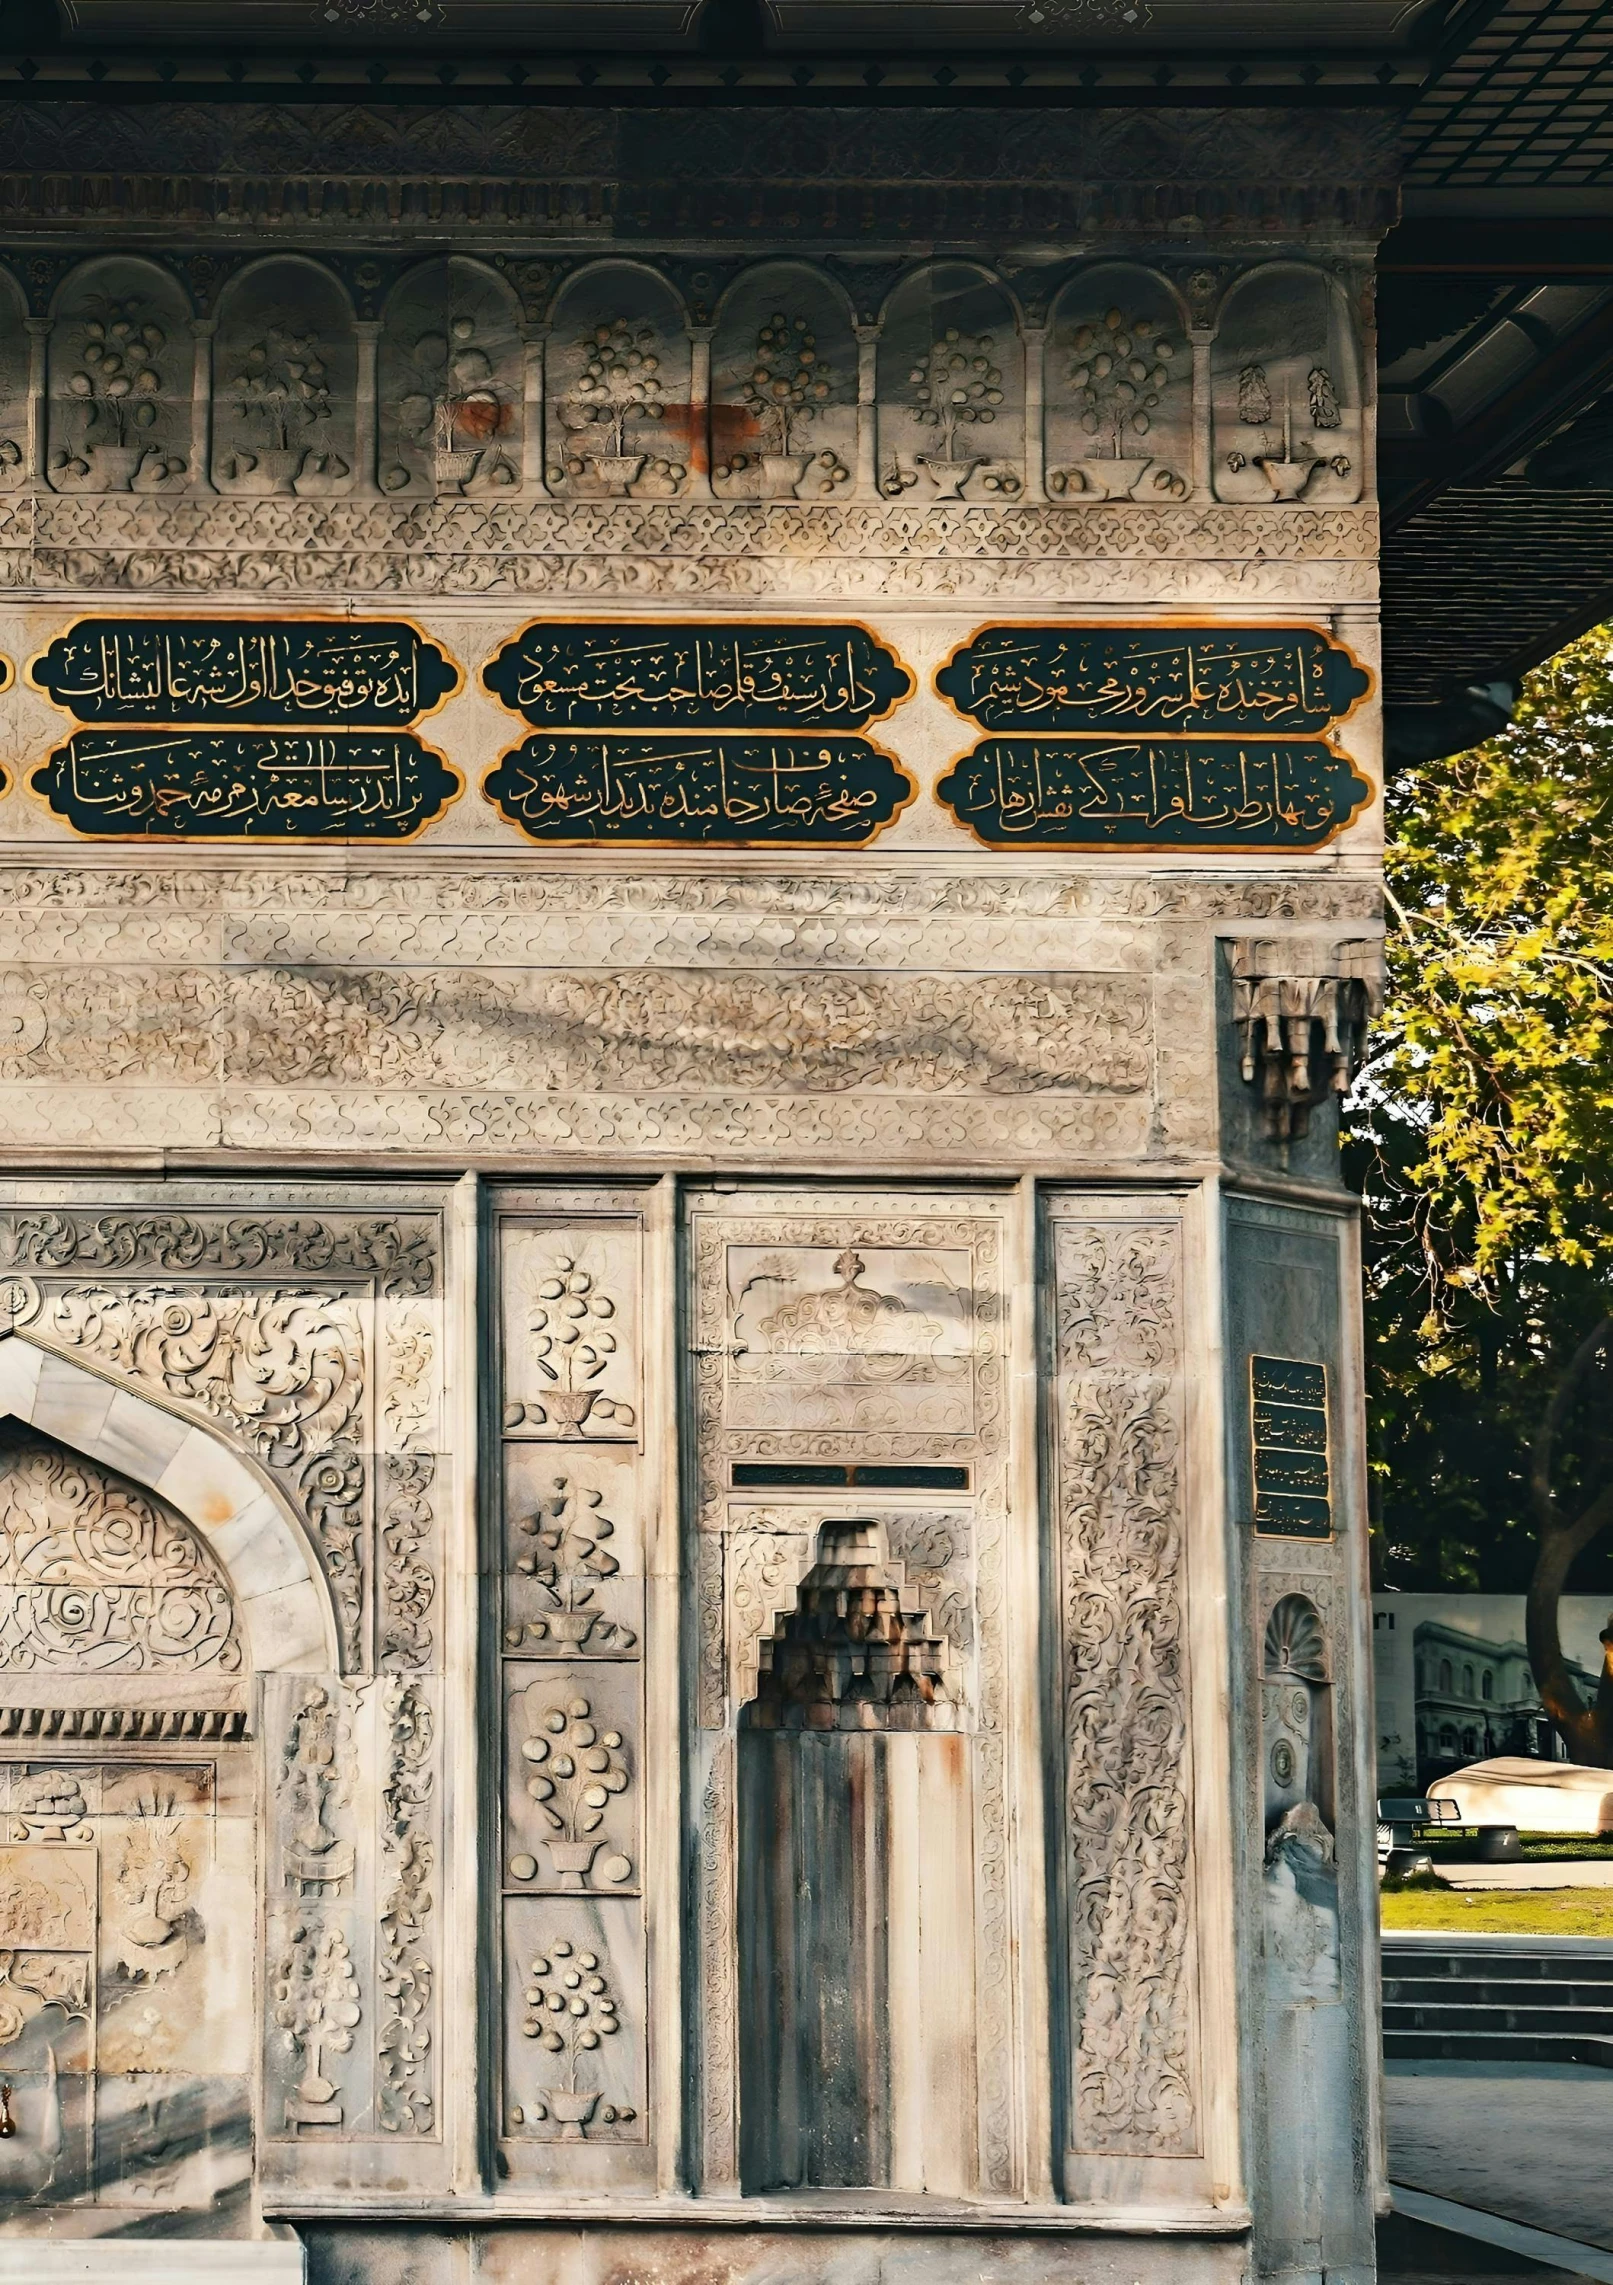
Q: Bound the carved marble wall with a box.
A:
[0,248,1366,512]
[0,95,1386,2285]
[0,1186,466,2242]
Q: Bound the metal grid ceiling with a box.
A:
[1405,0,1613,187]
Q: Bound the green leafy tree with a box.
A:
[1350,626,1613,1760]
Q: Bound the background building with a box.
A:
[1372,1595,1608,1790]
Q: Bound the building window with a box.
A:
[1463,1663,1475,1698]
[1439,1660,1452,1693]
[1481,1670,1493,1700]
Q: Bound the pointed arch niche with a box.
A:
[0,1331,337,1718]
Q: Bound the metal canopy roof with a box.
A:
[0,0,1604,710]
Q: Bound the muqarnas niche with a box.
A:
[737,1520,975,2194]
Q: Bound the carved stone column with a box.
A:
[1191,322,1215,498]
[687,323,715,501]
[1021,321,1047,502]
[352,318,383,500]
[23,316,51,494]
[188,317,218,495]
[520,324,550,496]
[854,322,880,499]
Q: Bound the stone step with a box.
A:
[1382,1945,1613,1983]
[1384,2000,1613,2036]
[1383,2026,1613,2067]
[1383,1976,1613,2010]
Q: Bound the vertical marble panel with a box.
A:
[1046,1204,1201,2169]
[492,1200,654,2192]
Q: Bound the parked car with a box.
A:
[1427,1755,1613,1835]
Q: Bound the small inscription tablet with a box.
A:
[1250,1354,1332,1538]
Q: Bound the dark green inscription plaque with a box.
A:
[484,621,912,731]
[937,737,1371,850]
[936,623,1370,736]
[484,735,913,846]
[33,731,460,840]
[1250,1355,1331,1538]
[33,619,458,727]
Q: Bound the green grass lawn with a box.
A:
[1381,1884,1613,1936]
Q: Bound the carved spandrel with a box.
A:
[1051,1213,1198,2161]
[504,1672,638,1897]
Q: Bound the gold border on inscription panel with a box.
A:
[1248,1354,1334,1542]
[933,729,1377,856]
[477,734,921,850]
[23,734,467,847]
[25,610,467,732]
[930,616,1378,738]
[477,612,920,733]
[23,612,468,845]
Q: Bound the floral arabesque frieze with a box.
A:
[0,250,1364,509]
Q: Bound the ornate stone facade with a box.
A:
[0,84,1383,2285]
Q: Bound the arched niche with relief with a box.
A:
[877,262,1023,505]
[710,261,858,503]
[379,257,525,500]
[546,262,692,501]
[211,257,357,499]
[1211,262,1364,506]
[47,257,193,496]
[0,1423,255,2213]
[1047,263,1193,504]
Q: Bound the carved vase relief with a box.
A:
[378,257,524,498]
[0,248,1362,511]
[48,258,192,497]
[496,1205,648,2170]
[1212,265,1364,505]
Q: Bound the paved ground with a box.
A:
[1385,2058,1613,2252]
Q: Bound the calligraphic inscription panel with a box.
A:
[1250,1354,1332,1539]
[33,731,461,840]
[483,734,912,846]
[936,624,1370,737]
[937,738,1371,850]
[32,619,459,727]
[483,622,912,731]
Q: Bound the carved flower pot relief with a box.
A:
[1067,308,1183,503]
[516,1939,628,2141]
[519,1690,631,1891]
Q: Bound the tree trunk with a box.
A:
[1525,1315,1613,1767]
